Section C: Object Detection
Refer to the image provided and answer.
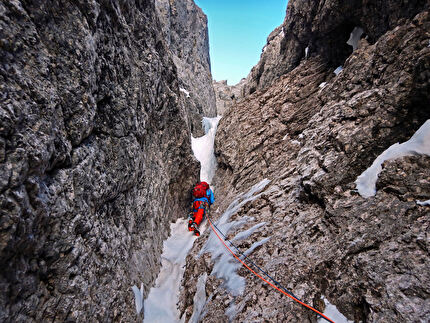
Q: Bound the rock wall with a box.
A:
[0,0,200,321]
[180,2,430,322]
[156,0,217,135]
[212,79,245,115]
[242,0,430,96]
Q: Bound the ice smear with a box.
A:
[199,179,271,296]
[225,301,237,321]
[232,222,266,241]
[417,199,430,206]
[317,297,353,323]
[143,219,198,323]
[191,116,222,184]
[179,88,190,98]
[347,27,364,51]
[240,237,271,260]
[189,273,208,323]
[132,283,144,314]
[334,66,343,75]
[355,120,430,197]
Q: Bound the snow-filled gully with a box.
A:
[135,117,220,323]
[134,116,352,322]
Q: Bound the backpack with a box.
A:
[192,182,209,198]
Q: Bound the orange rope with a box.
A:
[207,217,334,323]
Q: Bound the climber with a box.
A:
[188,181,214,236]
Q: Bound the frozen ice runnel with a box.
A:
[191,116,222,184]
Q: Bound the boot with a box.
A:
[194,228,200,237]
[188,221,196,232]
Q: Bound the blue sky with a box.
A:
[194,0,288,85]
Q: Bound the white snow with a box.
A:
[417,199,430,206]
[143,116,221,322]
[240,237,271,260]
[179,88,190,98]
[189,273,208,323]
[319,82,327,89]
[232,222,266,241]
[132,283,144,314]
[200,179,271,295]
[143,219,198,323]
[347,27,364,51]
[191,116,222,184]
[355,120,430,197]
[334,66,343,75]
[317,297,353,323]
[305,46,309,58]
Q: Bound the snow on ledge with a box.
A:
[417,199,430,206]
[347,27,364,51]
[334,66,343,75]
[317,297,353,323]
[179,87,190,98]
[355,120,430,198]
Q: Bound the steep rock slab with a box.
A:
[180,8,430,323]
[156,0,217,135]
[0,0,198,321]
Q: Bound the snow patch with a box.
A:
[305,46,309,58]
[189,273,208,323]
[318,297,353,323]
[132,283,144,314]
[179,88,190,98]
[347,27,364,51]
[319,82,327,89]
[232,222,266,241]
[355,120,430,197]
[417,199,430,206]
[334,66,343,75]
[200,179,271,295]
[240,237,271,260]
[191,116,222,184]
[143,219,198,323]
[225,301,237,321]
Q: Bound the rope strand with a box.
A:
[206,215,334,323]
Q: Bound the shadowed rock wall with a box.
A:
[0,0,200,321]
[156,0,217,135]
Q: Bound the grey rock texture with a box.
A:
[242,0,430,96]
[0,0,199,321]
[156,0,217,135]
[180,5,430,323]
[212,79,246,115]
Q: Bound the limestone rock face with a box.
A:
[242,0,430,96]
[0,0,199,321]
[180,5,430,323]
[156,0,217,135]
[212,79,246,115]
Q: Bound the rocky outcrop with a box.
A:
[212,79,246,115]
[0,0,199,321]
[156,0,217,135]
[243,0,430,96]
[180,3,430,322]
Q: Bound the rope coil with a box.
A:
[206,215,334,323]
